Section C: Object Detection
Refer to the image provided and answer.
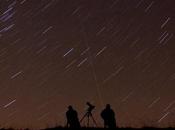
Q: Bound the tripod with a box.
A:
[80,111,97,127]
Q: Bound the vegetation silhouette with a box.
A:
[43,126,175,130]
[1,126,175,130]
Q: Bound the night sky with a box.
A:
[0,0,175,129]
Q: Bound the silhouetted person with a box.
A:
[101,104,116,128]
[66,105,80,128]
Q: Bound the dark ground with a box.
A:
[1,126,175,130]
[43,127,175,130]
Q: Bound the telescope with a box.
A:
[80,102,97,127]
[86,102,95,113]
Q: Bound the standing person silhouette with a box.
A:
[66,105,80,128]
[101,104,117,128]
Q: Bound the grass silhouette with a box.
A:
[0,126,175,130]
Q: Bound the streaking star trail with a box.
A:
[0,0,175,129]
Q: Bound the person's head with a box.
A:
[106,104,111,109]
[68,105,73,110]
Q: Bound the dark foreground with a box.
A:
[1,127,175,130]
[43,127,175,130]
[45,127,174,130]
[46,127,174,130]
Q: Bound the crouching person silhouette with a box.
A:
[66,105,80,128]
[101,104,117,128]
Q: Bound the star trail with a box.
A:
[0,0,175,129]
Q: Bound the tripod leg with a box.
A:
[90,114,98,127]
[80,113,87,123]
[87,115,90,127]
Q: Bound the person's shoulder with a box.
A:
[66,110,70,114]
[73,109,77,113]
[111,109,115,113]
